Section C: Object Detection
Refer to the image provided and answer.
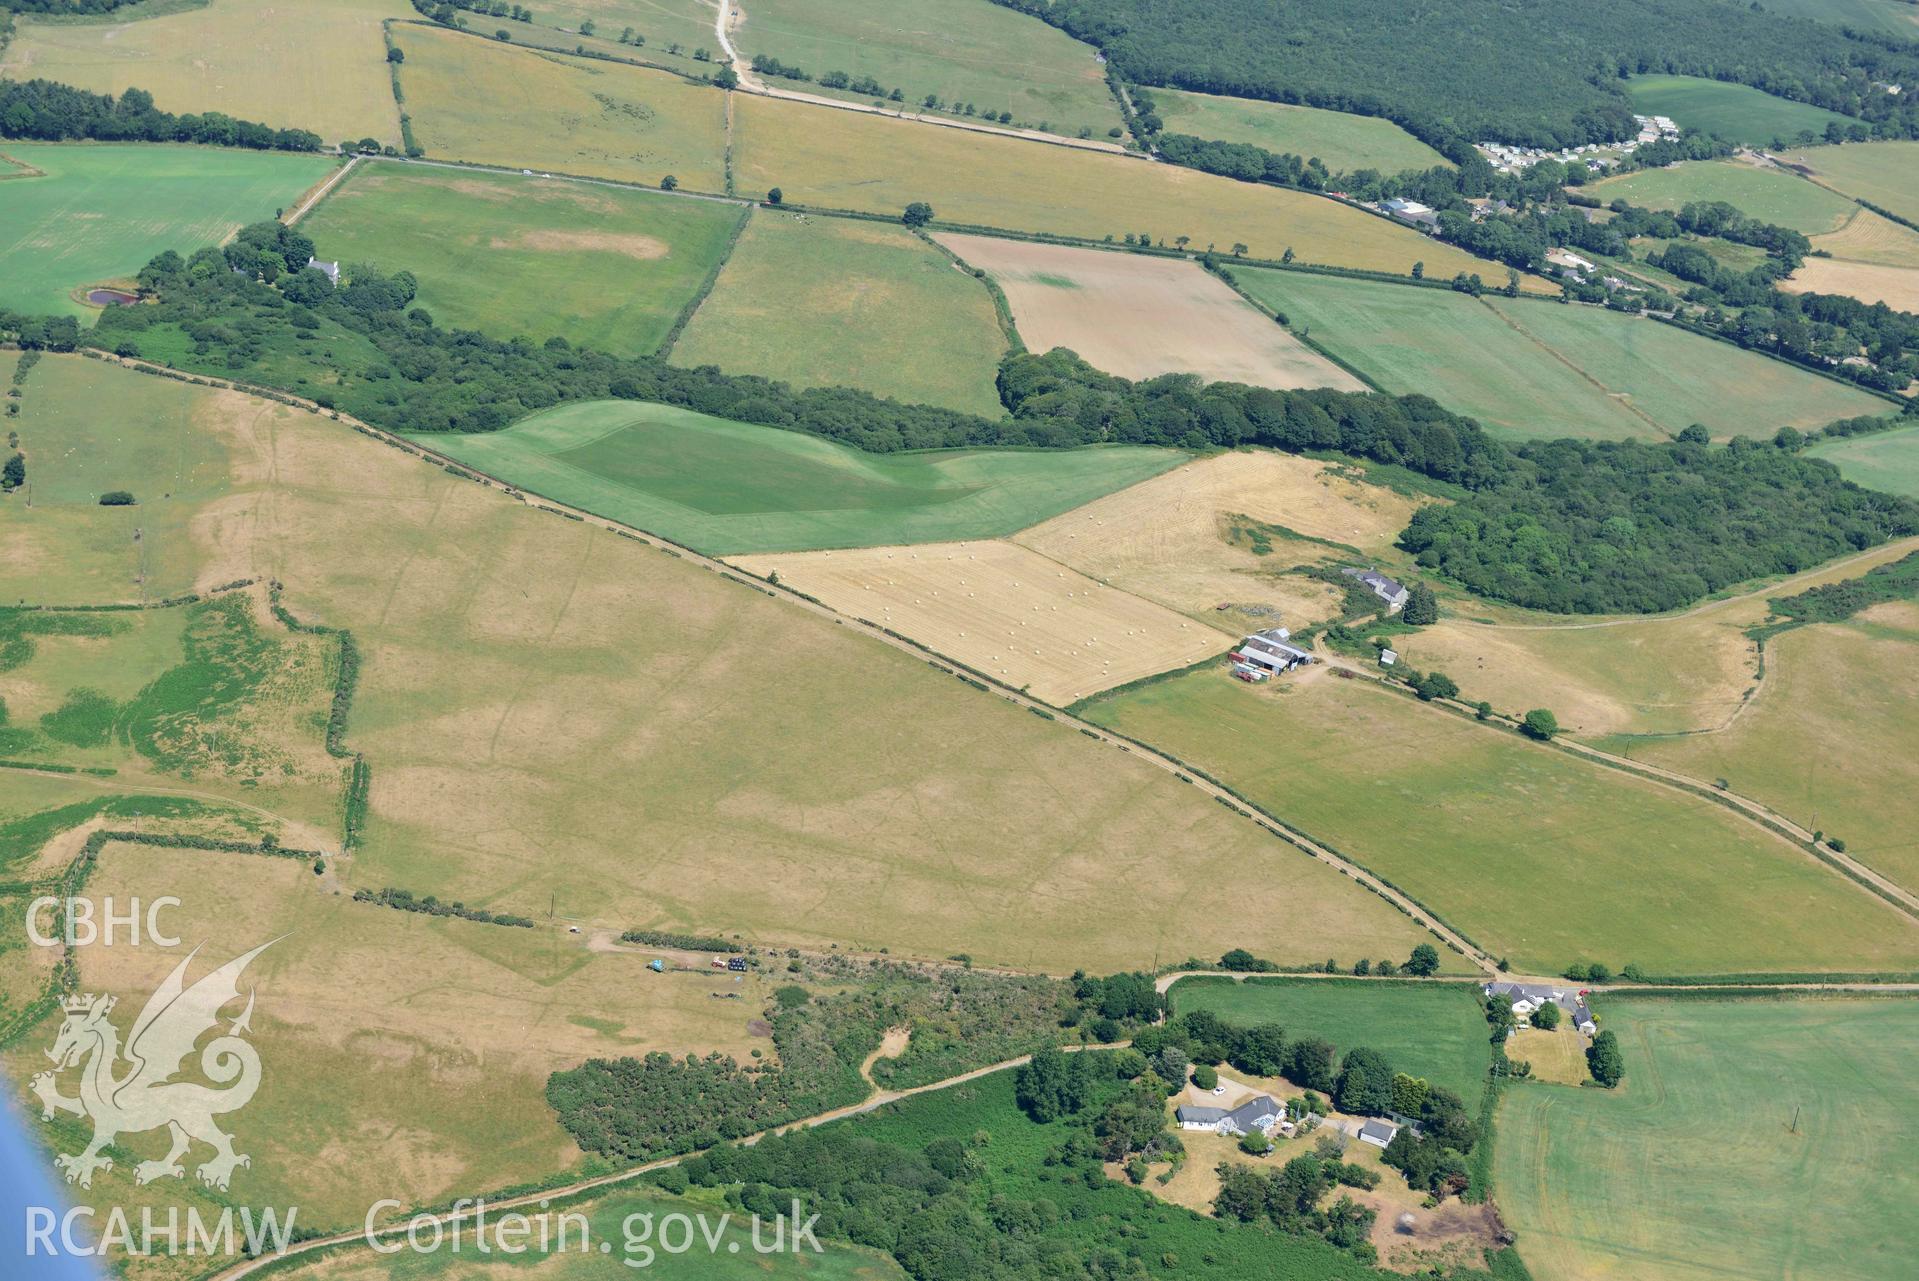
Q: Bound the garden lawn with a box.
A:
[731,94,1539,285]
[413,399,1185,553]
[1808,421,1919,497]
[1081,668,1919,976]
[1167,976,1490,1101]
[1497,996,1919,1281]
[0,142,334,316]
[1149,88,1449,174]
[398,26,728,191]
[302,162,745,357]
[735,0,1122,139]
[0,0,407,144]
[1589,159,1857,235]
[671,210,1007,414]
[1623,75,1862,147]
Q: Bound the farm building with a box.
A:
[1342,568,1410,612]
[1177,1093,1284,1137]
[1358,1118,1400,1148]
[1231,627,1314,674]
[1485,980,1597,1033]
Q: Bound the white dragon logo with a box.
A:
[29,939,278,1191]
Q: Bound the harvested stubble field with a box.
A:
[1782,140,1919,225]
[730,93,1537,284]
[1589,158,1857,235]
[1497,996,1919,1281]
[1228,267,1894,440]
[1082,667,1919,975]
[2,842,776,1234]
[672,211,1008,414]
[934,233,1363,390]
[1009,450,1421,629]
[0,0,407,145]
[1782,255,1919,311]
[1147,87,1450,174]
[1810,207,1919,269]
[1623,75,1862,148]
[4,355,1438,978]
[1389,536,1919,739]
[734,0,1123,140]
[418,399,1185,554]
[302,163,746,358]
[399,26,728,191]
[0,142,335,317]
[1807,421,1919,497]
[728,540,1233,704]
[1606,601,1919,896]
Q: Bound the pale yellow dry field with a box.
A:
[1,0,407,145]
[17,843,771,1230]
[1507,1027,1589,1085]
[1011,450,1424,630]
[1782,255,1919,312]
[730,540,1234,704]
[934,233,1364,390]
[1811,206,1919,269]
[1392,536,1919,737]
[3,356,1434,978]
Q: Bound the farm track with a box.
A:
[712,0,1135,157]
[200,1041,1123,1280]
[92,353,1497,976]
[283,154,361,226]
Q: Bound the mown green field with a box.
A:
[1757,0,1919,36]
[399,26,728,191]
[1589,159,1858,234]
[1227,268,1891,439]
[736,0,1122,139]
[1149,88,1450,174]
[1167,976,1490,1101]
[1782,140,1919,226]
[413,400,1184,553]
[303,163,744,357]
[671,211,1007,414]
[1808,421,1919,496]
[1081,669,1919,976]
[0,142,334,316]
[0,0,407,145]
[1623,75,1863,147]
[1497,996,1919,1281]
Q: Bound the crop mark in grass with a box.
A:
[1478,299,1671,439]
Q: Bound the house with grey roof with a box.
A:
[1342,568,1410,612]
[1486,980,1596,1034]
[307,258,341,285]
[1358,1118,1399,1148]
[1176,1093,1284,1137]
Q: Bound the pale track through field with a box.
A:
[712,0,1134,155]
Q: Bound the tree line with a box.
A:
[0,81,322,151]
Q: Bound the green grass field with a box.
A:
[736,0,1122,139]
[1081,668,1919,976]
[1606,603,1919,897]
[1589,159,1859,235]
[1227,268,1892,440]
[399,26,728,191]
[1167,977,1491,1101]
[1497,996,1919,1281]
[0,142,335,316]
[731,93,1541,285]
[1808,421,1919,496]
[1752,0,1919,39]
[302,163,744,358]
[1149,88,1450,174]
[670,211,1007,414]
[1782,140,1919,226]
[1,0,407,145]
[1623,75,1863,147]
[413,399,1185,553]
